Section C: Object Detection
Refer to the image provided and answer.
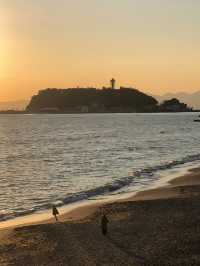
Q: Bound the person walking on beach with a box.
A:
[52,205,59,221]
[101,213,109,236]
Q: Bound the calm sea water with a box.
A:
[0,113,200,221]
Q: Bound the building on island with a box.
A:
[110,78,116,89]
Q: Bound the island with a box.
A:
[26,79,159,113]
[0,80,193,114]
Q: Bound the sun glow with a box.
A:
[0,7,11,80]
[0,42,7,79]
[1,1,200,101]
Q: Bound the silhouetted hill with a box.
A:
[26,88,158,113]
[159,98,192,112]
[154,91,200,109]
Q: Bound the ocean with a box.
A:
[0,113,200,221]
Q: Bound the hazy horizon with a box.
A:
[1,0,200,101]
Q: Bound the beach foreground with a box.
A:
[1,168,200,265]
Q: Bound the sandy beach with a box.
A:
[1,167,200,265]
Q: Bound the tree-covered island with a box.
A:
[26,78,160,113]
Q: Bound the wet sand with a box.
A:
[1,168,200,265]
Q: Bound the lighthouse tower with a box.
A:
[110,78,116,89]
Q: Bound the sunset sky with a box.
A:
[1,0,200,101]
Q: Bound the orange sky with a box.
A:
[1,1,200,101]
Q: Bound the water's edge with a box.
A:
[0,161,198,230]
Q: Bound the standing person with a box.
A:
[101,213,109,236]
[52,205,59,221]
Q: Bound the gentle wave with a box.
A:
[1,152,200,222]
[134,153,200,178]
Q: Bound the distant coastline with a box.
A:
[0,110,28,114]
[0,109,197,114]
[0,107,197,114]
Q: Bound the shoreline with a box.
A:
[1,165,200,265]
[0,163,198,230]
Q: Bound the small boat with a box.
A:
[194,119,200,122]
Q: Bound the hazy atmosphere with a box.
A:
[1,0,200,101]
[1,2,200,265]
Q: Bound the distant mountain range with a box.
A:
[0,100,28,111]
[154,91,200,109]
